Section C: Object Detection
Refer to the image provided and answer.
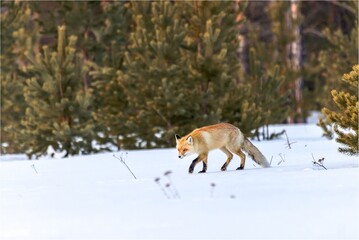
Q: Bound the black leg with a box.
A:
[198,161,207,173]
[221,163,227,171]
[189,157,199,174]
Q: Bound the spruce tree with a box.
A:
[17,26,100,158]
[320,65,358,156]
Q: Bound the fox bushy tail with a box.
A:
[242,138,270,168]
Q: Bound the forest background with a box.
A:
[1,1,358,158]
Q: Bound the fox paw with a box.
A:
[198,170,206,173]
[236,166,244,170]
[221,166,227,171]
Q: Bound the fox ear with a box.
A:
[186,136,193,145]
[175,134,181,143]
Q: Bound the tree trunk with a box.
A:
[289,0,303,123]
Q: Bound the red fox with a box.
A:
[175,123,270,173]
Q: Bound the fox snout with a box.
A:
[175,134,194,160]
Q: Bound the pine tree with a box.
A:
[87,1,133,149]
[317,23,358,109]
[1,2,40,153]
[313,5,357,140]
[247,48,289,139]
[223,48,289,139]
[116,1,246,148]
[33,2,120,65]
[2,2,132,154]
[304,1,358,114]
[17,26,100,158]
[320,65,358,156]
[182,1,245,126]
[244,1,304,122]
[119,1,195,148]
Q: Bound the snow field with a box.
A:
[1,124,358,239]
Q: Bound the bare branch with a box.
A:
[284,131,296,149]
[113,153,137,179]
[311,154,327,170]
[331,1,356,15]
[30,164,38,174]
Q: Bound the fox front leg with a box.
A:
[188,157,200,174]
[198,153,208,173]
[198,161,207,173]
[189,153,208,174]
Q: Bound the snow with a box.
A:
[1,124,358,240]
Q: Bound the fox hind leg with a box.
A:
[235,148,246,170]
[220,147,233,171]
[228,146,246,170]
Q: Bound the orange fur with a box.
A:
[175,123,269,174]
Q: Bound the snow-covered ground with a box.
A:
[1,124,358,240]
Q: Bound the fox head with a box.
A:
[175,134,195,159]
